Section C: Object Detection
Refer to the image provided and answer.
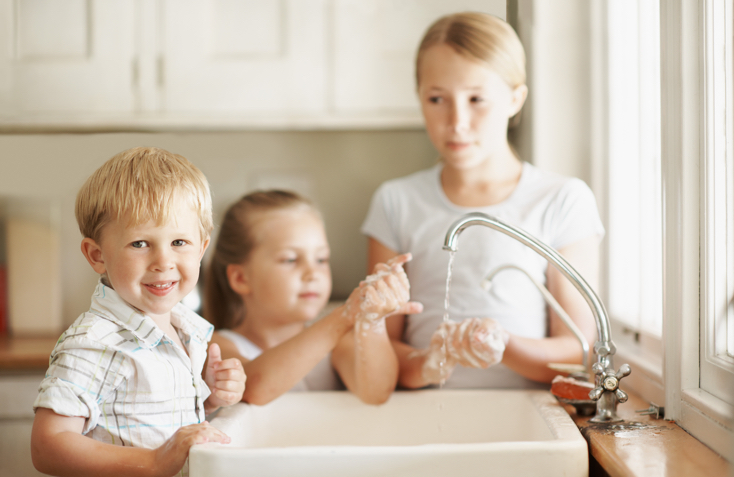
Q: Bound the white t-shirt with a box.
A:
[217,329,343,391]
[361,162,605,389]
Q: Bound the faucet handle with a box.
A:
[589,363,631,403]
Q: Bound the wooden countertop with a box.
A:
[0,336,56,371]
[567,392,730,477]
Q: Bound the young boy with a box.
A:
[31,147,246,477]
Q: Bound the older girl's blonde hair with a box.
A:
[203,190,318,330]
[416,12,526,90]
[75,146,213,243]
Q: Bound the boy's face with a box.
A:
[82,200,209,322]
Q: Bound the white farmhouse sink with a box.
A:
[189,389,588,477]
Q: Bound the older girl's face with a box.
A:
[417,43,527,170]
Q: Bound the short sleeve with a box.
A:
[550,179,606,250]
[361,183,402,252]
[33,336,128,435]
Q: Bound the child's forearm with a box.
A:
[32,409,158,477]
[241,307,352,405]
[392,339,433,389]
[332,326,399,404]
[502,334,585,383]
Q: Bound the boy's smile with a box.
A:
[82,199,209,324]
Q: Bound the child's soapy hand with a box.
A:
[345,253,423,331]
[204,343,246,411]
[153,421,231,476]
[420,317,510,384]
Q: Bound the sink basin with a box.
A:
[189,389,588,477]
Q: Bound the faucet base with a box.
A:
[589,393,624,423]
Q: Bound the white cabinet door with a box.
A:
[0,374,45,477]
[0,0,136,116]
[332,0,506,114]
[161,0,328,115]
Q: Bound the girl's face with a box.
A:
[235,208,332,325]
[417,43,527,170]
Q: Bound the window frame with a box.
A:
[699,0,734,406]
[660,0,732,459]
[591,0,667,410]
[594,0,734,460]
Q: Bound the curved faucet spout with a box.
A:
[443,212,613,352]
[443,212,627,422]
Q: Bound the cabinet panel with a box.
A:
[16,0,88,58]
[162,0,328,114]
[0,374,44,477]
[0,0,136,115]
[0,420,45,477]
[332,0,506,113]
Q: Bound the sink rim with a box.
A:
[194,389,586,454]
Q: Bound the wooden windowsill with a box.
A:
[566,391,730,477]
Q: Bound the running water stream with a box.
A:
[438,251,456,386]
[437,251,456,432]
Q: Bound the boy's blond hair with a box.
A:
[76,146,213,242]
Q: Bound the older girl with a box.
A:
[362,12,604,389]
[205,190,421,404]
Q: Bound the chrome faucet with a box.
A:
[443,211,630,423]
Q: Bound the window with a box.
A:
[594,0,665,404]
[699,0,734,408]
[659,0,733,459]
[597,0,733,459]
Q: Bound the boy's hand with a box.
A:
[345,253,423,330]
[204,343,246,411]
[153,421,231,476]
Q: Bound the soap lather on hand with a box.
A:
[421,317,510,385]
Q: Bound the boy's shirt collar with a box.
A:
[89,279,213,350]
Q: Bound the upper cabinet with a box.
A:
[332,0,502,115]
[161,0,329,115]
[0,0,505,130]
[0,0,137,116]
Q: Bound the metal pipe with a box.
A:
[482,264,590,377]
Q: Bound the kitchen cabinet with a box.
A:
[162,0,328,115]
[0,0,137,116]
[0,373,46,477]
[0,0,504,130]
[332,0,506,114]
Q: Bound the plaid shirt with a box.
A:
[34,280,214,452]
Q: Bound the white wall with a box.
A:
[510,0,593,184]
[0,130,436,332]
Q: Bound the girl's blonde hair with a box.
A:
[204,190,318,330]
[416,12,526,90]
[76,146,213,242]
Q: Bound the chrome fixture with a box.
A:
[443,212,630,423]
[482,264,589,380]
